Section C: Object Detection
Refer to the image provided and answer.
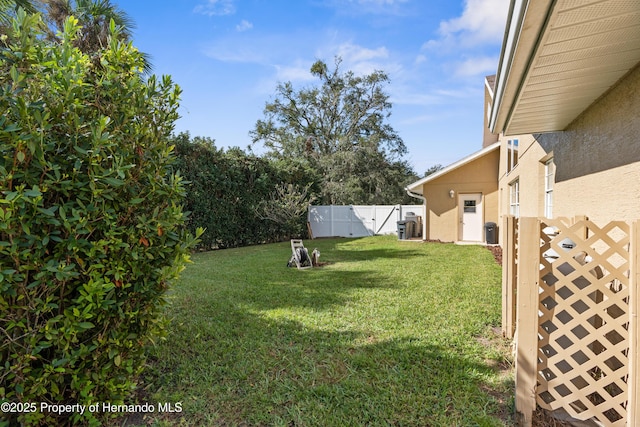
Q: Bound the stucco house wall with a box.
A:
[534,63,640,225]
[497,134,542,228]
[495,64,640,250]
[420,148,499,242]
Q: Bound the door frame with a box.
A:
[458,193,484,242]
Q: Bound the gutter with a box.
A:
[489,0,527,134]
[405,188,427,240]
[489,0,557,135]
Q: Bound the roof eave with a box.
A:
[489,0,555,135]
[406,142,500,194]
[490,0,640,136]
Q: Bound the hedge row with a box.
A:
[172,134,310,250]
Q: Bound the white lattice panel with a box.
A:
[536,219,629,426]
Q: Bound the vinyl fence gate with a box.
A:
[502,216,640,426]
[308,205,424,238]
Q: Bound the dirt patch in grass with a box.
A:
[532,407,579,427]
[487,245,502,265]
[474,328,577,427]
[116,386,184,426]
[475,327,515,425]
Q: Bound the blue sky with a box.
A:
[125,0,509,175]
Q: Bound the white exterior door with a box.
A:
[459,193,483,242]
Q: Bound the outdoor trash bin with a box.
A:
[397,220,408,240]
[406,220,416,238]
[484,222,497,244]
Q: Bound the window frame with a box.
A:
[544,159,554,218]
[509,179,520,218]
[506,139,519,174]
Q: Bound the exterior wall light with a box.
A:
[449,190,455,199]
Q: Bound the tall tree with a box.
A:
[40,0,151,70]
[251,56,411,205]
[2,1,150,69]
[0,0,37,27]
[44,0,131,50]
[424,164,444,177]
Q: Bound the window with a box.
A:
[544,159,554,218]
[506,139,519,173]
[510,180,520,218]
[464,200,477,213]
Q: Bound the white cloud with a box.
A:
[356,0,408,5]
[253,60,322,97]
[392,92,442,106]
[203,40,266,63]
[194,0,236,16]
[453,56,499,77]
[312,41,402,77]
[236,19,253,32]
[400,113,441,125]
[266,43,394,87]
[336,42,388,63]
[414,54,427,65]
[417,0,506,85]
[434,87,479,98]
[323,0,410,15]
[274,62,317,83]
[424,0,508,50]
[202,33,296,64]
[439,0,507,43]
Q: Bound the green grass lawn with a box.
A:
[132,235,514,426]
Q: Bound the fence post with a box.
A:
[515,217,539,426]
[502,215,509,337]
[572,215,588,239]
[502,215,516,338]
[629,220,640,426]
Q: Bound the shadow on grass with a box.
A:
[177,238,415,314]
[319,237,428,264]
[249,269,398,312]
[140,304,511,426]
[131,238,511,426]
[173,264,395,317]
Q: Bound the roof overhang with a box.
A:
[490,0,640,136]
[406,142,500,195]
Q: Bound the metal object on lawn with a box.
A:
[287,239,319,269]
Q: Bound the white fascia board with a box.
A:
[405,142,500,194]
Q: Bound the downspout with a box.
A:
[405,188,427,240]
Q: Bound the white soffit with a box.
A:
[504,0,640,136]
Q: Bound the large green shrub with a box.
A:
[172,134,309,249]
[0,11,199,425]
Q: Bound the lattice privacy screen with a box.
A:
[537,219,629,426]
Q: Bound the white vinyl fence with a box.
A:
[308,205,424,238]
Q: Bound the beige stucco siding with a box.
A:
[421,149,499,242]
[498,134,546,224]
[553,162,640,224]
[496,62,640,252]
[530,63,640,224]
